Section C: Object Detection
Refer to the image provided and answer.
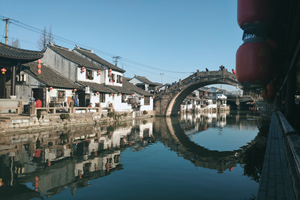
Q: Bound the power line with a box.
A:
[0,15,194,74]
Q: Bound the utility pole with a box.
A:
[2,18,10,44]
[160,73,164,84]
[113,56,121,67]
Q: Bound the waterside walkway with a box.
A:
[257,111,300,200]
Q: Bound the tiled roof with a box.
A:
[123,80,153,96]
[109,85,132,94]
[48,44,103,70]
[74,46,125,73]
[0,42,44,62]
[132,75,161,86]
[78,81,116,93]
[78,81,133,95]
[22,62,80,89]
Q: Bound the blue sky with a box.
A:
[0,0,242,90]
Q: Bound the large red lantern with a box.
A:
[37,64,41,69]
[237,0,273,29]
[37,69,41,74]
[109,69,112,72]
[236,40,273,87]
[98,70,101,75]
[49,87,53,90]
[109,73,112,76]
[37,59,41,64]
[261,83,275,99]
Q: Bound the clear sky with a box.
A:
[0,0,243,91]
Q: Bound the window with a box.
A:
[86,69,94,80]
[58,90,66,102]
[109,74,114,83]
[100,93,105,103]
[58,90,65,98]
[144,96,150,105]
[117,75,123,83]
[112,74,115,82]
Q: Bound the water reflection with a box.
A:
[0,111,265,199]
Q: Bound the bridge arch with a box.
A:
[155,70,240,116]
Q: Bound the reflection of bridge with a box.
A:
[153,116,257,172]
[154,70,240,116]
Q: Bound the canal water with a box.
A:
[0,111,267,200]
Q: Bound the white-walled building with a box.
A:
[41,44,135,112]
[129,75,162,93]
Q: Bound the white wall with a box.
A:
[46,88,73,106]
[113,94,132,112]
[140,97,153,111]
[77,68,101,83]
[105,70,123,87]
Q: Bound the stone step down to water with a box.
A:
[257,112,299,200]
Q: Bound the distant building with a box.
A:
[129,75,162,93]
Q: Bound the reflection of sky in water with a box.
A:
[189,127,258,151]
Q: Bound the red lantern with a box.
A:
[109,73,112,76]
[74,89,77,92]
[1,68,6,74]
[237,0,273,29]
[118,93,121,96]
[261,83,275,99]
[109,69,112,72]
[49,87,53,90]
[81,67,85,73]
[37,59,41,64]
[110,93,113,96]
[142,96,144,98]
[37,64,41,69]
[232,69,236,74]
[98,70,101,75]
[96,92,99,95]
[37,69,41,74]
[236,40,272,87]
[131,94,133,97]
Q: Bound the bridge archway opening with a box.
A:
[166,81,239,116]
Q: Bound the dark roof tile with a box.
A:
[123,80,153,96]
[0,42,44,62]
[48,44,103,70]
[132,75,161,86]
[74,47,125,73]
[22,62,80,89]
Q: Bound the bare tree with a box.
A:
[37,26,55,50]
[47,25,54,45]
[11,38,21,48]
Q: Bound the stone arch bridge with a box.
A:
[154,70,240,116]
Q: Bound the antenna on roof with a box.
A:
[113,56,121,67]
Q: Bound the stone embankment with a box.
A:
[0,110,155,134]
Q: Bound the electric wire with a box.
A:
[1,15,194,75]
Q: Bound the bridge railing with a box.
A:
[154,70,237,97]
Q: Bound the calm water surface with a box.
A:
[0,112,266,200]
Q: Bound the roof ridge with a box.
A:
[49,42,71,51]
[75,45,94,53]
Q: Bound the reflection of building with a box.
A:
[0,119,155,198]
